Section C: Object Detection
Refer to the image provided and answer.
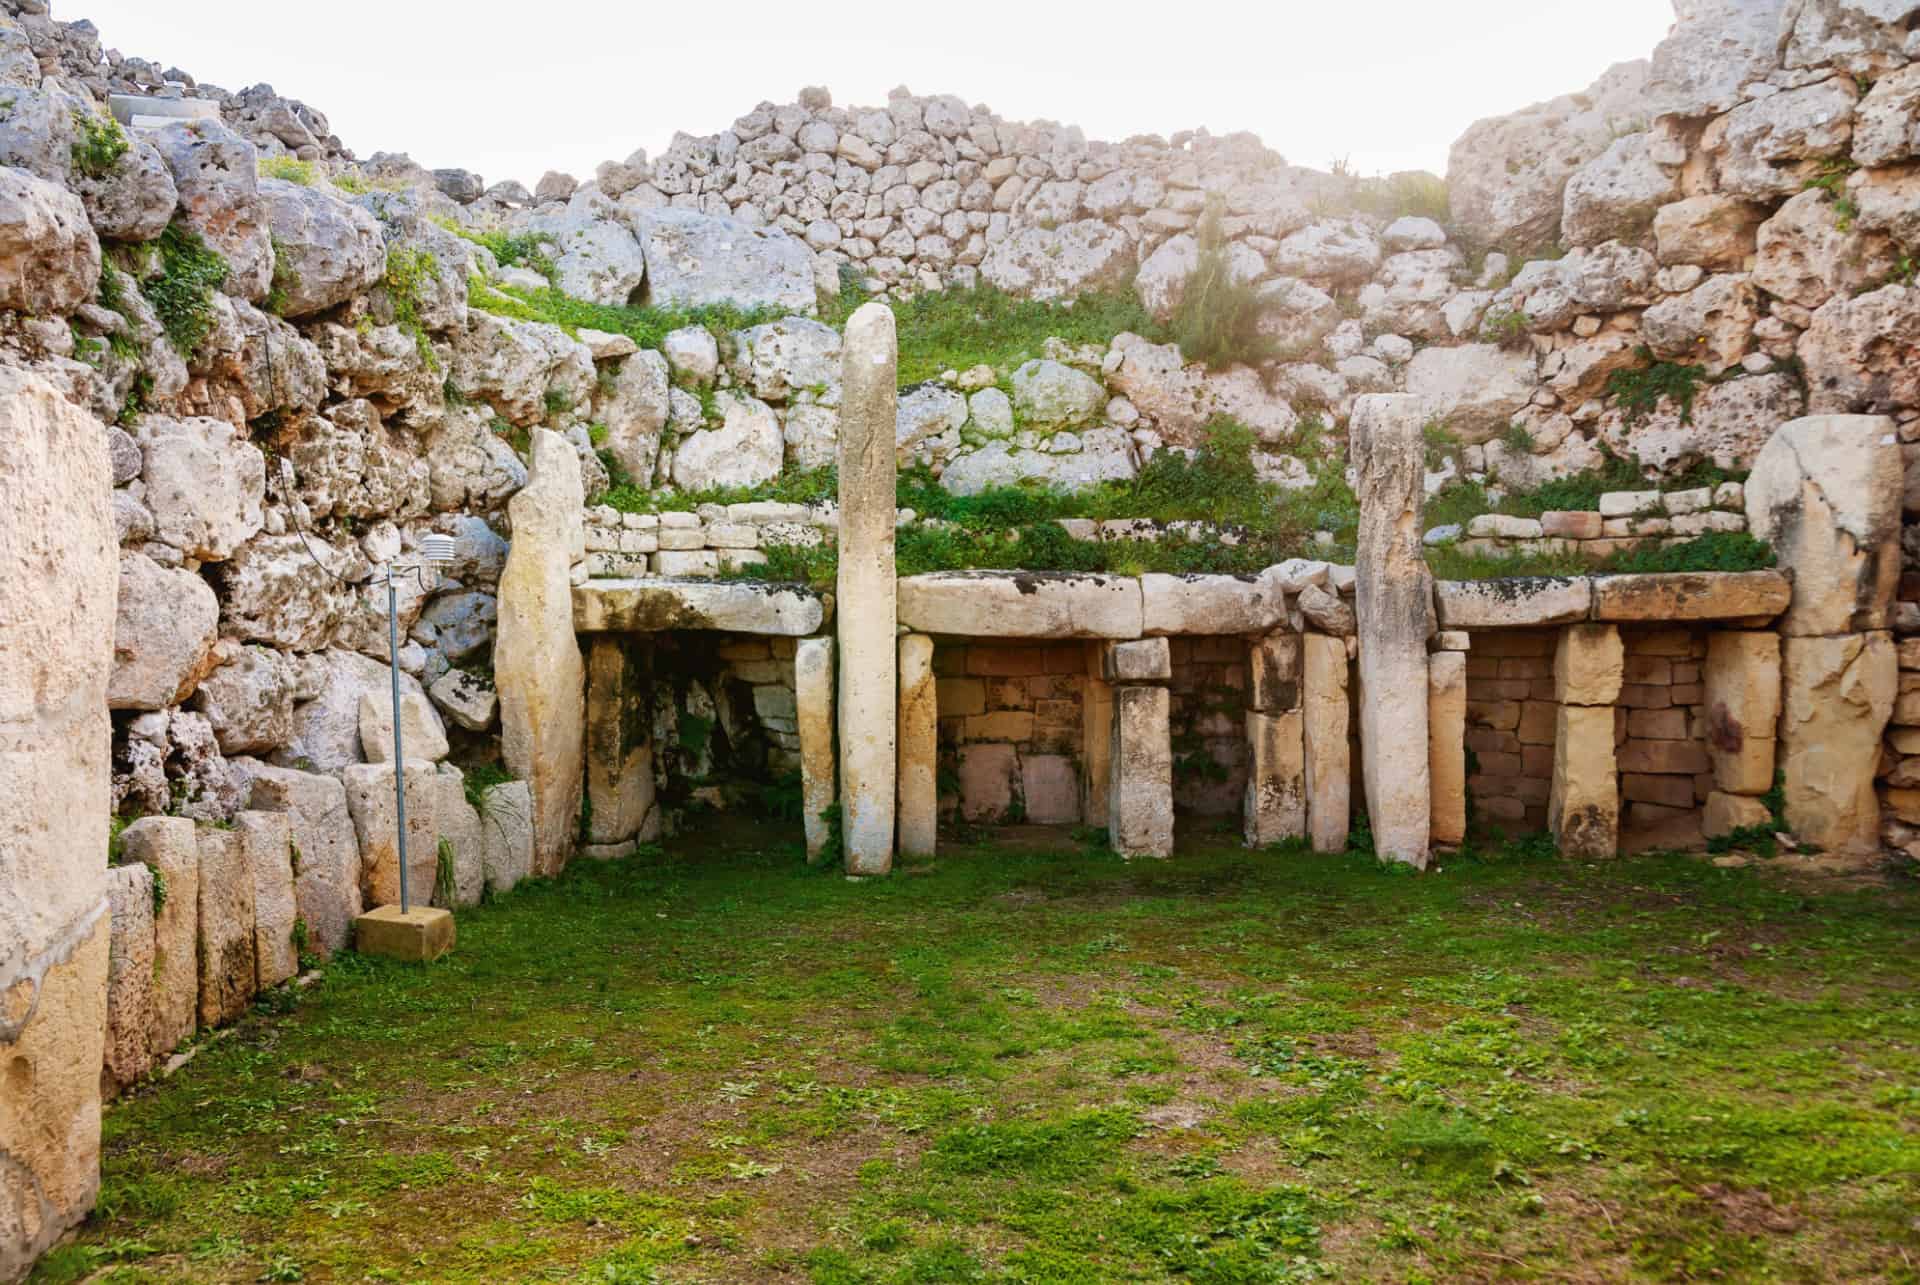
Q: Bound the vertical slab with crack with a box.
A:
[898,635,937,858]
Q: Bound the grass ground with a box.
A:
[38,820,1920,1284]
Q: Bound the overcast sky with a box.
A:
[76,0,1676,187]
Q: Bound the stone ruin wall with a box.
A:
[5,0,1920,1277]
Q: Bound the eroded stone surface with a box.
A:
[102,863,155,1095]
[1109,685,1173,858]
[585,637,656,847]
[898,635,937,858]
[246,765,361,960]
[1302,633,1351,854]
[1428,651,1467,847]
[240,811,298,990]
[118,817,197,1060]
[899,571,1144,639]
[795,637,837,863]
[194,828,256,1028]
[1780,631,1894,851]
[1550,704,1619,858]
[1244,710,1306,848]
[575,579,827,635]
[1435,577,1592,628]
[1704,631,1782,795]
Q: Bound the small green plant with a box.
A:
[69,107,128,178]
[434,836,457,907]
[140,222,229,361]
[264,237,299,316]
[1804,159,1860,231]
[1481,307,1529,346]
[1605,347,1711,426]
[1605,530,1774,574]
[382,244,442,370]
[1500,422,1536,454]
[258,154,317,186]
[329,171,369,194]
[1167,202,1283,370]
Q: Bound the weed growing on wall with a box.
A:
[382,245,442,369]
[69,107,129,177]
[257,154,317,186]
[141,221,229,361]
[1606,347,1713,425]
[1168,204,1284,370]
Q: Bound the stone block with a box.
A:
[1623,773,1697,808]
[1081,649,1114,824]
[1554,623,1623,705]
[358,689,449,764]
[1141,572,1288,637]
[119,817,199,1060]
[958,742,1017,821]
[1103,637,1172,683]
[343,760,441,909]
[585,637,655,846]
[965,711,1035,741]
[1781,631,1896,850]
[1109,685,1174,857]
[1435,577,1591,628]
[899,635,938,856]
[936,676,986,716]
[898,569,1143,638]
[1428,652,1467,846]
[795,637,838,862]
[1550,704,1618,858]
[1703,630,1782,790]
[103,863,156,1095]
[1248,633,1302,711]
[1628,708,1690,739]
[1517,701,1557,745]
[1591,571,1791,622]
[1618,738,1712,775]
[246,765,360,960]
[575,577,828,635]
[478,779,535,893]
[239,811,299,989]
[1022,753,1081,825]
[431,770,486,909]
[195,828,256,1028]
[354,904,455,962]
[1540,510,1603,539]
[1704,791,1772,838]
[1303,634,1351,853]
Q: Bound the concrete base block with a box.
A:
[354,905,455,963]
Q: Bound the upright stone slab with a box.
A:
[1704,631,1781,795]
[0,368,115,1279]
[1349,394,1433,868]
[1428,650,1468,847]
[1249,634,1302,713]
[102,863,156,1096]
[431,769,486,908]
[479,779,534,894]
[239,811,299,989]
[1745,415,1902,636]
[1244,711,1306,847]
[1550,624,1622,858]
[195,827,256,1027]
[342,760,440,909]
[119,817,198,1059]
[1781,631,1895,850]
[1109,685,1174,857]
[837,302,898,875]
[585,636,656,845]
[794,637,837,862]
[897,634,937,858]
[1081,644,1115,824]
[1302,633,1351,853]
[246,765,360,959]
[497,428,586,875]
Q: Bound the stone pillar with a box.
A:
[1109,683,1174,858]
[0,370,116,1281]
[119,817,197,1061]
[898,635,937,858]
[836,302,898,875]
[1244,633,1305,847]
[497,427,586,876]
[246,765,361,960]
[1302,633,1351,853]
[794,637,837,863]
[1747,415,1902,850]
[240,811,299,990]
[194,827,256,1029]
[1081,643,1114,824]
[102,863,155,1097]
[1702,631,1782,836]
[584,636,656,850]
[1349,394,1433,867]
[1428,646,1468,847]
[1550,623,1623,858]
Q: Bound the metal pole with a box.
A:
[387,573,411,914]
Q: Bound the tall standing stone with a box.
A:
[119,816,198,1060]
[1703,631,1781,795]
[1781,632,1895,850]
[497,428,586,875]
[1109,685,1174,857]
[1302,633,1351,853]
[836,303,898,875]
[342,760,440,909]
[794,637,837,862]
[1550,624,1623,858]
[585,636,656,846]
[246,765,361,960]
[194,827,256,1028]
[239,811,299,989]
[102,863,156,1096]
[897,635,937,858]
[1080,644,1115,824]
[1428,649,1468,847]
[0,369,115,1281]
[1245,633,1306,847]
[1349,394,1433,868]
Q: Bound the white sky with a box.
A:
[77,0,1676,188]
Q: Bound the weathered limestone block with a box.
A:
[1244,710,1306,847]
[1081,645,1115,824]
[239,811,298,989]
[195,827,256,1027]
[575,578,828,635]
[898,635,937,859]
[0,368,115,1280]
[1435,577,1592,629]
[1780,632,1895,851]
[497,429,586,875]
[430,770,485,909]
[1109,685,1174,858]
[358,690,450,764]
[108,551,219,711]
[897,571,1143,639]
[343,760,440,909]
[838,303,899,875]
[1554,623,1624,705]
[1704,790,1772,838]
[1745,416,1902,636]
[1140,573,1287,637]
[1550,704,1618,858]
[479,779,534,894]
[1104,637,1172,683]
[118,817,197,1059]
[1350,394,1432,868]
[585,637,656,846]
[795,638,837,862]
[245,765,360,960]
[1428,651,1467,847]
[1302,633,1351,853]
[1249,633,1302,712]
[1590,571,1793,622]
[103,862,156,1095]
[1704,632,1782,795]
